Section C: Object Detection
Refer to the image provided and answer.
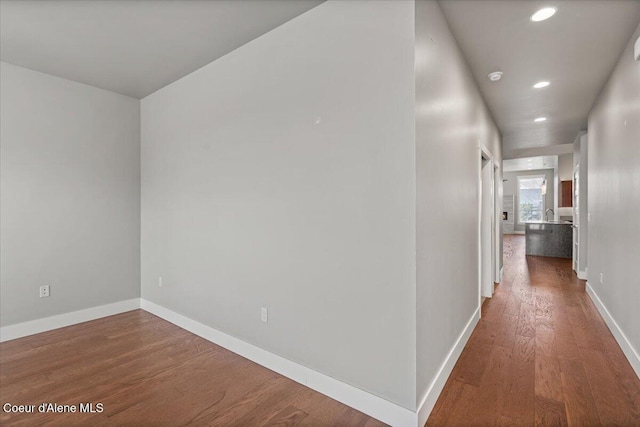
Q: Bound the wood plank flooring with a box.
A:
[0,310,387,426]
[3,235,638,426]
[426,234,640,426]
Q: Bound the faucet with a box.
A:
[545,208,554,222]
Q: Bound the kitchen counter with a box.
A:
[525,221,573,258]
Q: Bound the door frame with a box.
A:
[478,145,495,311]
[494,163,502,283]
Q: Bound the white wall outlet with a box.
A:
[599,273,604,284]
[158,276,163,288]
[39,285,50,298]
[261,307,268,323]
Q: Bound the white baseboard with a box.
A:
[0,298,141,343]
[1,297,478,426]
[577,269,587,280]
[140,299,417,426]
[514,230,525,235]
[586,282,640,378]
[499,266,504,282]
[417,307,480,427]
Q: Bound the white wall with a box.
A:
[503,169,555,233]
[587,23,640,366]
[0,62,140,326]
[141,0,417,409]
[415,0,502,409]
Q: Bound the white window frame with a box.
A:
[517,175,546,224]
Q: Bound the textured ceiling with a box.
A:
[0,0,323,98]
[439,0,640,157]
[503,156,557,172]
[2,0,638,150]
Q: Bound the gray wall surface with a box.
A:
[140,1,417,409]
[587,23,640,360]
[415,0,502,407]
[503,169,555,233]
[0,62,141,326]
[558,153,573,207]
[558,153,573,181]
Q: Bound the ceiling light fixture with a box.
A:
[531,7,557,22]
[534,117,547,122]
[533,81,550,89]
[488,71,503,82]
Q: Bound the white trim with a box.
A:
[0,298,141,343]
[586,283,640,378]
[577,269,587,280]
[417,307,480,427]
[479,146,495,302]
[513,230,526,235]
[499,266,504,282]
[140,299,417,427]
[494,164,501,284]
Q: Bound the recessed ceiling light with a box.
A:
[531,7,557,22]
[535,117,547,122]
[488,71,503,82]
[533,81,550,89]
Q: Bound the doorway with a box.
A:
[494,164,502,283]
[480,151,494,299]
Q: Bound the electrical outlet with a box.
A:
[261,307,268,323]
[39,285,50,298]
[158,276,163,288]
[599,273,604,284]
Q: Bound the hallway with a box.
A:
[426,235,640,426]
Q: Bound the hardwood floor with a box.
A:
[3,235,638,426]
[426,234,640,426]
[0,311,387,426]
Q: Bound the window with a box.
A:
[517,175,545,223]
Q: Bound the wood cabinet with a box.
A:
[561,180,573,207]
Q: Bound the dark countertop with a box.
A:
[525,220,573,225]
